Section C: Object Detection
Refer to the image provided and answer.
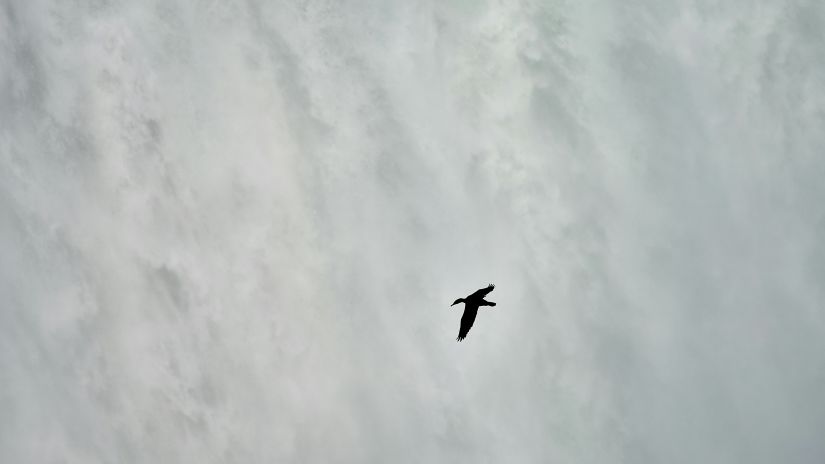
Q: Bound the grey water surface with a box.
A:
[2,1,825,462]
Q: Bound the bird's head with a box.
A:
[451,298,464,307]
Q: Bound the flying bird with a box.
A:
[451,284,496,341]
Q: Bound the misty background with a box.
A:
[2,1,824,462]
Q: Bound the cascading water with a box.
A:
[2,1,824,462]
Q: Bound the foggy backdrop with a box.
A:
[2,1,824,462]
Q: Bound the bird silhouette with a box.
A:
[451,284,496,341]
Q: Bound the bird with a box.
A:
[451,284,496,341]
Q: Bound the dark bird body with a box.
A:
[451,284,496,341]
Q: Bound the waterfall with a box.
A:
[2,1,824,462]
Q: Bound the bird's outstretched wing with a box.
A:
[457,307,478,342]
[469,283,495,299]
